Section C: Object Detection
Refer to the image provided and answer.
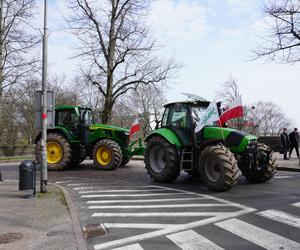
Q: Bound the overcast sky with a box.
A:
[40,0,300,127]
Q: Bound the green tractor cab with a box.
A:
[144,100,277,191]
[35,105,144,171]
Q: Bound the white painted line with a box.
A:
[215,218,300,250]
[110,243,144,250]
[89,203,235,209]
[81,192,194,198]
[151,185,256,211]
[67,183,81,186]
[92,212,232,218]
[292,202,300,208]
[257,209,300,229]
[274,176,292,179]
[93,208,256,250]
[55,181,72,184]
[167,230,224,250]
[87,197,207,204]
[79,189,166,194]
[103,223,179,229]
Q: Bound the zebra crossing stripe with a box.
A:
[88,203,234,209]
[103,223,179,229]
[257,209,300,229]
[92,212,232,217]
[110,243,144,250]
[292,202,300,208]
[215,218,300,250]
[79,189,166,194]
[167,230,224,250]
[87,197,207,204]
[81,192,194,198]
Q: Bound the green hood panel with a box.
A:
[90,124,129,133]
[146,128,182,147]
[204,127,257,153]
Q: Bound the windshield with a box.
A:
[191,106,208,123]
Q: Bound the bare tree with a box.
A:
[0,0,39,96]
[216,76,240,105]
[67,0,180,124]
[253,0,300,63]
[246,101,293,136]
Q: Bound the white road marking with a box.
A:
[274,176,292,179]
[87,197,207,204]
[79,189,166,194]
[81,192,194,198]
[88,203,235,209]
[215,218,300,250]
[92,212,234,218]
[93,209,255,250]
[91,185,256,250]
[292,202,300,208]
[257,209,300,229]
[167,230,224,250]
[67,183,81,186]
[103,223,179,229]
[110,243,144,250]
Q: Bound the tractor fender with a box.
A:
[145,128,182,147]
[34,128,72,144]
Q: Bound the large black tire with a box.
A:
[144,136,180,182]
[242,143,277,183]
[93,139,122,170]
[199,144,240,192]
[36,133,72,171]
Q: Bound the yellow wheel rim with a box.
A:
[47,142,63,164]
[96,146,112,166]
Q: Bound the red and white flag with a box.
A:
[129,118,141,137]
[219,96,244,126]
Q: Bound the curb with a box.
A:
[52,183,87,250]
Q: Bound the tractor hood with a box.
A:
[203,127,257,153]
[90,124,130,134]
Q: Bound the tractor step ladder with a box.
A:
[180,149,193,170]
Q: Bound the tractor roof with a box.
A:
[164,100,211,108]
[55,105,92,111]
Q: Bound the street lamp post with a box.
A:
[41,0,48,193]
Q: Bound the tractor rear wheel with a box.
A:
[145,136,180,182]
[93,139,122,170]
[242,143,277,183]
[36,133,72,171]
[199,144,240,191]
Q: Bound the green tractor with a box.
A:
[144,100,277,191]
[35,105,144,171]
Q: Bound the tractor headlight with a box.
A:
[247,140,257,148]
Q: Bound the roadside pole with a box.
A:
[41,0,48,193]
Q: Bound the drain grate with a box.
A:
[82,224,108,239]
[0,232,23,244]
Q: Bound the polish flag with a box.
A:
[129,118,141,137]
[219,96,244,126]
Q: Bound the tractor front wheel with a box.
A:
[242,143,277,183]
[36,133,72,171]
[199,144,240,191]
[145,136,180,182]
[93,139,122,170]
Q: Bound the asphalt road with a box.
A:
[1,160,300,250]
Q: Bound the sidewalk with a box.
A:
[0,181,87,250]
[274,152,300,172]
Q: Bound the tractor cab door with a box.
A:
[162,103,192,146]
[56,109,80,138]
